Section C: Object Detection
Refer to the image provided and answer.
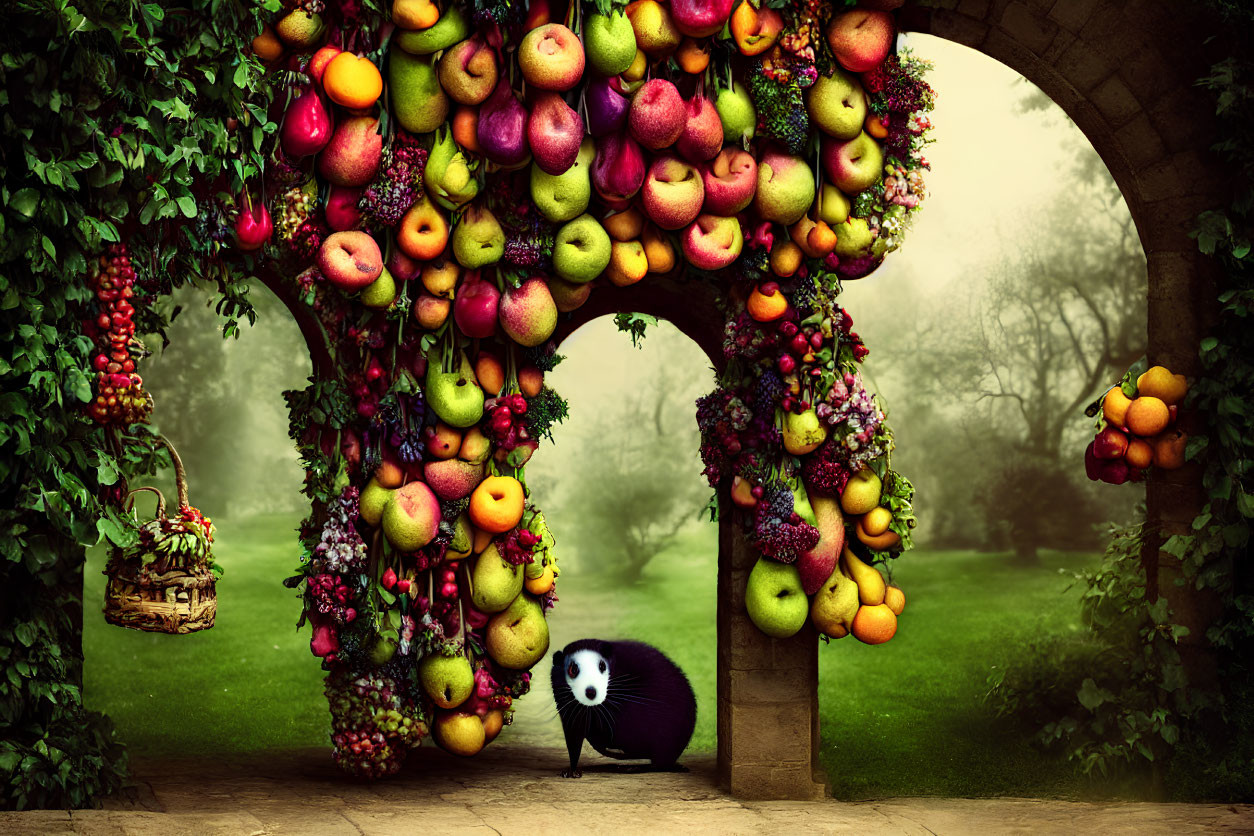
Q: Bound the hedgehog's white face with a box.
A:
[564,649,609,707]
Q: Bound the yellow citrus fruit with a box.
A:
[884,585,905,616]
[851,604,897,645]
[1136,365,1188,405]
[747,285,788,321]
[1125,437,1154,469]
[1125,396,1170,437]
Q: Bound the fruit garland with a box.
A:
[1085,364,1189,485]
[84,245,153,427]
[237,0,933,777]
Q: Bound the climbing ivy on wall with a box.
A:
[0,0,278,808]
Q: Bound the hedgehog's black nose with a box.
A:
[585,686,597,700]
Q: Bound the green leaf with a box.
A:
[8,187,41,219]
[175,195,197,218]
[1076,678,1111,711]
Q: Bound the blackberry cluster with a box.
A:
[359,135,428,229]
[751,370,786,411]
[752,482,820,563]
[310,487,368,573]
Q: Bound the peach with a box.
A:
[474,352,505,397]
[518,23,585,92]
[1125,437,1154,470]
[675,38,709,74]
[388,248,422,282]
[518,366,544,397]
[458,427,493,465]
[426,423,463,460]
[1152,429,1188,470]
[701,148,758,216]
[746,283,787,322]
[424,457,486,500]
[375,447,405,489]
[318,231,383,291]
[790,216,837,258]
[1126,396,1170,438]
[642,156,704,231]
[642,224,676,273]
[324,184,363,232]
[421,258,459,296]
[317,116,382,187]
[252,25,284,61]
[1102,386,1132,428]
[826,9,895,73]
[606,240,649,286]
[397,196,450,260]
[629,79,685,151]
[730,2,783,56]
[413,293,451,329]
[603,207,645,241]
[675,96,723,164]
[549,276,593,311]
[452,106,481,154]
[681,214,743,271]
[770,240,803,277]
[381,481,441,552]
[308,45,342,84]
[469,475,525,534]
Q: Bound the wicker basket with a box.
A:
[103,439,217,634]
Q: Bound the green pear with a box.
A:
[840,467,882,515]
[819,184,851,225]
[833,216,875,258]
[419,652,475,708]
[809,562,860,638]
[389,49,448,134]
[425,127,479,210]
[359,267,397,309]
[451,204,505,269]
[425,349,484,427]
[585,12,637,76]
[470,543,524,613]
[806,69,867,140]
[447,513,473,560]
[485,594,550,669]
[359,477,395,527]
[745,558,809,639]
[782,408,827,456]
[530,139,593,223]
[395,4,469,54]
[552,213,611,283]
[715,82,755,146]
[790,479,818,528]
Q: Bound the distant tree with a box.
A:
[555,329,713,584]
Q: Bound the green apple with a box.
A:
[419,652,475,709]
[745,557,809,639]
[715,81,755,146]
[754,150,815,226]
[485,594,550,669]
[585,11,637,76]
[552,213,612,283]
[425,349,484,427]
[806,69,867,140]
[358,477,395,527]
[470,543,524,613]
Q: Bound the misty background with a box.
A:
[93,35,1146,775]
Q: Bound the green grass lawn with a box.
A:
[85,516,1102,797]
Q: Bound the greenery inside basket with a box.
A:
[103,437,221,634]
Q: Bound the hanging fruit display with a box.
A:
[232,0,934,778]
[84,244,153,427]
[1085,364,1190,484]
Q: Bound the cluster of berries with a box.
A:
[310,487,369,574]
[752,482,820,563]
[325,670,429,777]
[359,133,428,229]
[308,573,358,625]
[484,393,529,449]
[86,245,152,425]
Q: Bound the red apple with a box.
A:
[701,148,758,215]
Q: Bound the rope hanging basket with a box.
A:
[103,437,219,634]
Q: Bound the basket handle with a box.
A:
[159,436,190,510]
[125,486,166,521]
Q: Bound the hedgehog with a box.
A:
[551,639,697,778]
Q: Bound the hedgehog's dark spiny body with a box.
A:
[551,639,697,778]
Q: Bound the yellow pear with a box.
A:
[840,547,885,606]
[810,562,860,638]
[861,506,892,537]
[840,467,881,515]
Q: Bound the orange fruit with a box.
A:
[518,366,544,398]
[1124,437,1153,469]
[1152,429,1188,470]
[1125,396,1169,437]
[676,37,710,74]
[452,106,481,154]
[606,240,648,287]
[642,225,675,273]
[884,586,905,616]
[475,353,505,397]
[865,113,889,139]
[482,709,505,743]
[747,284,788,322]
[472,525,494,554]
[851,604,897,645]
[1136,365,1188,405]
[469,475,525,534]
[1101,386,1131,428]
[392,0,439,30]
[770,240,803,277]
[323,53,383,109]
[856,523,900,551]
[397,197,449,261]
[252,25,284,61]
[525,565,555,596]
[604,208,645,242]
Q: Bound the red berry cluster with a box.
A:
[308,573,358,625]
[484,393,529,448]
[85,245,151,425]
[178,505,214,542]
[775,319,824,414]
[426,562,461,633]
[496,527,537,566]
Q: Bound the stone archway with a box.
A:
[257,2,1228,801]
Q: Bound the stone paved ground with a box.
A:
[1,746,1252,835]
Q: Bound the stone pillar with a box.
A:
[717,495,827,800]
